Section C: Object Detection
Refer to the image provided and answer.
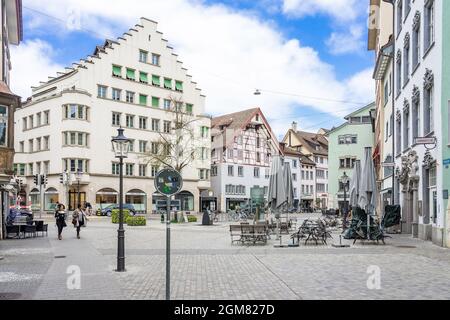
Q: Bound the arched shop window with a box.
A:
[96,188,118,210]
[126,189,147,213]
[30,188,40,211]
[175,191,194,211]
[44,188,59,211]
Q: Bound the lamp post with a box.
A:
[341,172,349,218]
[111,127,131,272]
[75,169,82,209]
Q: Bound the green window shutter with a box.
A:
[152,75,160,86]
[175,81,183,92]
[139,95,147,105]
[140,72,148,83]
[164,78,172,89]
[126,68,135,80]
[186,104,193,114]
[112,65,122,77]
[152,97,160,108]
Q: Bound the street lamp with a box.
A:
[75,169,82,209]
[111,127,131,272]
[341,172,349,218]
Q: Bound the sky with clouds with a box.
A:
[11,0,375,138]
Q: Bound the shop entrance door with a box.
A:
[69,191,86,211]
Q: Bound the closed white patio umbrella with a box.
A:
[268,155,287,212]
[358,147,378,239]
[349,160,362,208]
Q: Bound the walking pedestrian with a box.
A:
[55,204,67,240]
[72,205,88,239]
[85,202,93,216]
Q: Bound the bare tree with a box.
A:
[141,95,202,173]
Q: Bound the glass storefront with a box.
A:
[96,188,118,211]
[226,199,248,211]
[175,191,194,211]
[44,188,59,211]
[30,189,40,211]
[126,189,146,213]
[152,191,194,212]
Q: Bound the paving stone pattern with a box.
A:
[1,214,450,300]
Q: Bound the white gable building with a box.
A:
[14,18,211,214]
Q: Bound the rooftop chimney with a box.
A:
[292,121,298,132]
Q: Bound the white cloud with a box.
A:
[282,0,369,57]
[15,0,374,136]
[10,39,64,99]
[344,67,374,101]
[282,0,363,22]
[326,24,365,55]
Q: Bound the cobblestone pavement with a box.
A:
[1,213,450,300]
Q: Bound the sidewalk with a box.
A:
[1,223,124,300]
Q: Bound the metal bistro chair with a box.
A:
[22,224,37,238]
[6,225,21,239]
[35,221,49,237]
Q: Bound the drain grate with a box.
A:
[54,256,67,259]
[0,293,22,300]
[395,245,417,249]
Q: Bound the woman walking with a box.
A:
[72,205,88,239]
[55,204,67,240]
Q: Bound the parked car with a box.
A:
[97,204,137,217]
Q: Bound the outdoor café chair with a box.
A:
[22,225,37,238]
[6,225,20,239]
[35,221,49,237]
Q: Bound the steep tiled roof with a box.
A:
[292,130,328,156]
[211,108,260,130]
[212,107,282,154]
[300,154,316,166]
[280,143,315,166]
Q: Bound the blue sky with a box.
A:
[13,0,375,137]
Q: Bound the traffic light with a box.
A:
[41,175,48,186]
[34,174,40,186]
[59,173,64,184]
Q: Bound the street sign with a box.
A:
[155,169,183,196]
[414,137,436,145]
[155,168,183,301]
